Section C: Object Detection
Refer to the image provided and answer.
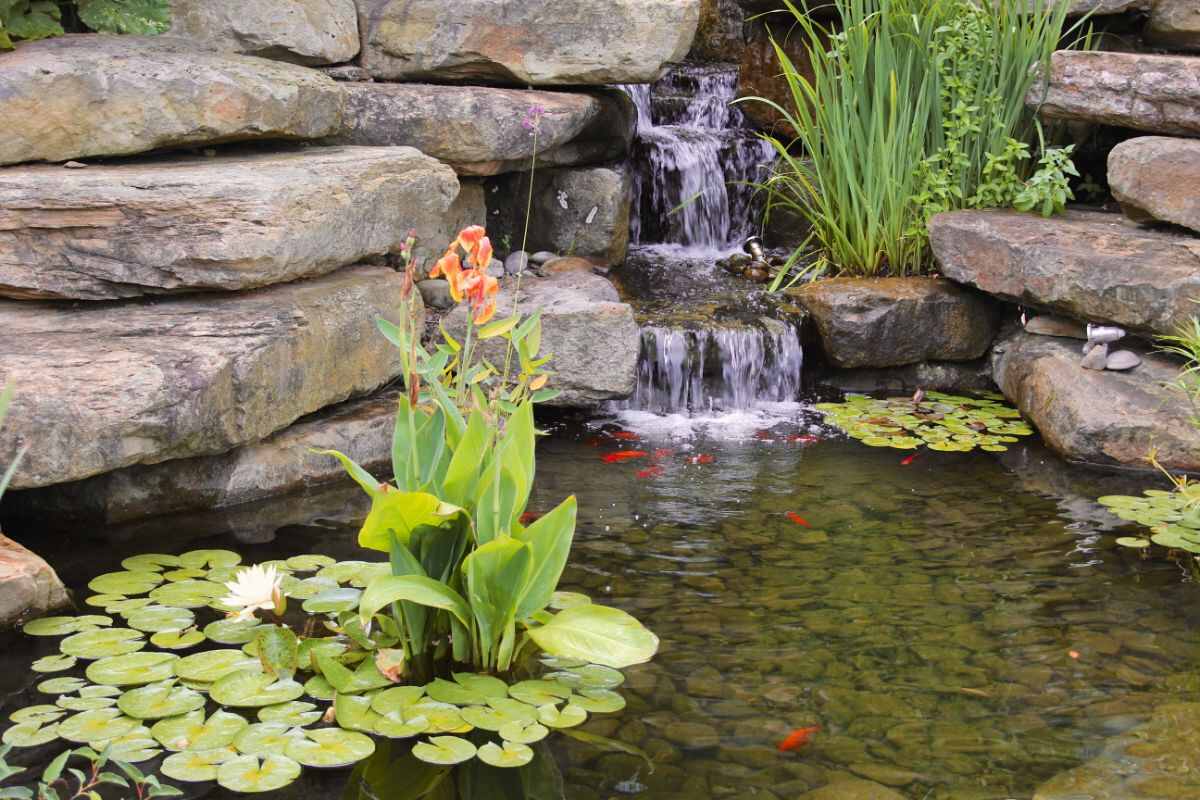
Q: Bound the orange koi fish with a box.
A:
[900,451,919,466]
[637,465,664,479]
[687,454,715,465]
[609,430,640,441]
[653,448,675,460]
[778,725,820,752]
[787,512,811,527]
[788,434,819,444]
[602,451,648,463]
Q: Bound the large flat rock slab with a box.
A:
[930,209,1200,338]
[0,36,344,166]
[333,84,633,176]
[0,534,71,628]
[355,0,700,85]
[1029,51,1200,136]
[0,147,459,300]
[993,330,1200,471]
[445,272,639,407]
[787,277,997,369]
[168,0,360,65]
[6,390,402,526]
[1109,136,1200,234]
[1146,0,1200,53]
[0,266,405,489]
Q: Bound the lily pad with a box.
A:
[162,568,209,582]
[88,571,163,595]
[486,697,538,723]
[32,654,78,673]
[573,689,626,713]
[61,627,146,659]
[539,654,589,669]
[125,605,195,633]
[211,669,304,708]
[149,580,226,608]
[460,706,513,731]
[370,685,426,716]
[117,681,205,720]
[509,679,571,707]
[58,708,140,742]
[2,723,60,747]
[178,549,242,570]
[548,664,624,690]
[9,705,65,725]
[105,598,156,616]
[57,695,116,712]
[333,693,382,733]
[94,731,161,762]
[285,728,375,768]
[285,554,336,572]
[537,702,587,728]
[372,712,429,739]
[302,588,362,615]
[411,736,477,766]
[23,615,113,637]
[84,594,127,610]
[407,702,471,734]
[477,740,533,768]
[161,747,239,782]
[37,677,88,694]
[1115,536,1152,549]
[121,554,182,572]
[151,628,206,650]
[497,719,549,744]
[203,618,269,646]
[233,722,305,757]
[86,652,179,687]
[175,649,261,683]
[452,672,509,699]
[258,701,322,727]
[426,678,489,706]
[217,754,301,793]
[304,675,335,701]
[80,685,121,697]
[285,576,340,601]
[816,393,1033,453]
[152,709,248,751]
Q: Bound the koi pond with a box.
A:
[1,406,1197,800]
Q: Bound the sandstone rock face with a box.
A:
[333,85,633,175]
[1064,0,1150,13]
[930,209,1200,338]
[1029,51,1200,136]
[445,272,639,407]
[355,0,700,85]
[0,534,71,628]
[819,359,996,395]
[1146,0,1200,52]
[1109,136,1200,234]
[410,180,487,278]
[0,147,459,300]
[487,166,633,267]
[0,267,405,489]
[993,330,1200,471]
[7,391,402,526]
[168,0,360,65]
[0,36,345,166]
[788,277,998,369]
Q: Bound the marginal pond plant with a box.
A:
[815,392,1034,452]
[0,0,170,49]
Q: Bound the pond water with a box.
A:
[2,405,1196,800]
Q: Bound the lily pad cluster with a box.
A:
[815,392,1034,452]
[1100,486,1200,552]
[2,550,633,795]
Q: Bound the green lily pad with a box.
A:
[509,679,571,707]
[80,685,121,698]
[370,686,426,716]
[38,677,88,694]
[407,702,471,734]
[302,588,362,615]
[178,549,242,570]
[88,571,163,596]
[285,576,339,601]
[426,678,488,706]
[57,695,116,712]
[411,736,477,766]
[304,675,335,701]
[58,708,140,742]
[86,652,179,687]
[459,706,512,731]
[1116,536,1152,549]
[211,669,304,708]
[106,598,156,616]
[125,605,195,633]
[217,754,301,793]
[121,554,182,572]
[203,618,269,646]
[285,554,336,572]
[258,702,322,727]
[23,615,113,637]
[233,722,306,757]
[2,723,60,747]
[84,594,126,610]
[61,627,146,659]
[452,672,509,699]
[477,740,533,768]
[572,689,626,713]
[152,709,248,751]
[162,568,209,582]
[9,705,65,725]
[151,628,206,650]
[333,693,381,733]
[175,649,261,683]
[486,698,538,723]
[32,654,78,673]
[94,731,160,762]
[285,728,375,768]
[150,580,226,608]
[497,719,549,744]
[297,638,348,671]
[161,747,239,782]
[117,681,205,720]
[537,702,587,728]
[539,654,589,669]
[547,664,624,690]
[372,712,429,739]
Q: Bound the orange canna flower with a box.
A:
[472,236,494,269]
[456,226,486,252]
[431,250,465,301]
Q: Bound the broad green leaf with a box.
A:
[257,702,321,727]
[476,740,533,768]
[160,747,238,782]
[117,682,204,720]
[497,718,548,744]
[32,655,77,673]
[514,496,577,620]
[284,728,375,768]
[58,709,139,743]
[209,670,303,708]
[358,574,471,630]
[464,538,531,669]
[86,652,179,686]
[76,0,171,35]
[232,722,305,757]
[23,615,112,637]
[174,649,260,683]
[151,710,247,751]
[216,755,301,793]
[526,604,659,669]
[442,409,489,507]
[253,625,299,681]
[411,736,476,766]
[357,490,464,553]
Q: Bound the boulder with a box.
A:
[486,166,633,267]
[0,534,71,628]
[410,179,487,278]
[1146,0,1200,52]
[1028,51,1200,136]
[1063,0,1149,12]
[690,0,746,62]
[355,0,700,85]
[1024,314,1086,339]
[787,277,998,369]
[333,84,634,175]
[818,359,996,395]
[444,272,639,407]
[5,391,403,526]
[0,147,459,300]
[0,266,406,489]
[992,330,1200,471]
[168,0,360,65]
[930,209,1200,339]
[0,36,344,166]
[1109,136,1200,235]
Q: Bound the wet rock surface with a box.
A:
[167,0,360,65]
[1109,136,1200,235]
[0,534,71,628]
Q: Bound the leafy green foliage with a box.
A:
[0,0,169,50]
[0,384,26,501]
[1013,145,1079,217]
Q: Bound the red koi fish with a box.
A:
[584,436,605,448]
[900,451,920,466]
[519,511,543,525]
[637,465,664,479]
[787,512,811,527]
[754,430,775,441]
[788,434,820,444]
[609,430,640,441]
[687,454,715,465]
[778,725,820,753]
[602,451,648,463]
[653,449,675,460]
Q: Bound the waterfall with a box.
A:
[619,64,776,251]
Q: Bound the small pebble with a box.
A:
[1106,350,1142,371]
[1080,343,1108,370]
[530,251,559,265]
[63,161,87,169]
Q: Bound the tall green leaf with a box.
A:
[464,538,532,670]
[358,575,472,631]
[357,490,463,553]
[514,496,577,621]
[526,604,659,669]
[442,409,489,507]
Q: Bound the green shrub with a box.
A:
[0,0,170,50]
[0,384,23,502]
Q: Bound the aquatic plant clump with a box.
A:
[815,392,1034,452]
[1100,486,1200,553]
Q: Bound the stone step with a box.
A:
[1109,136,1200,234]
[1029,50,1200,136]
[357,0,700,85]
[929,209,1200,339]
[332,84,634,176]
[0,146,458,301]
[1146,0,1200,53]
[993,329,1200,471]
[167,0,360,66]
[0,36,344,167]
[0,266,407,490]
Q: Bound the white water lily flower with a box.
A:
[221,564,283,622]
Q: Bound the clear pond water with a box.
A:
[3,407,1197,799]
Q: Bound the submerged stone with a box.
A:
[0,534,71,628]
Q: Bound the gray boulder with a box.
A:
[0,147,458,300]
[0,534,71,628]
[0,36,344,166]
[1146,0,1200,52]
[355,0,700,85]
[0,266,406,489]
[418,279,455,310]
[168,0,360,65]
[1109,136,1200,235]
